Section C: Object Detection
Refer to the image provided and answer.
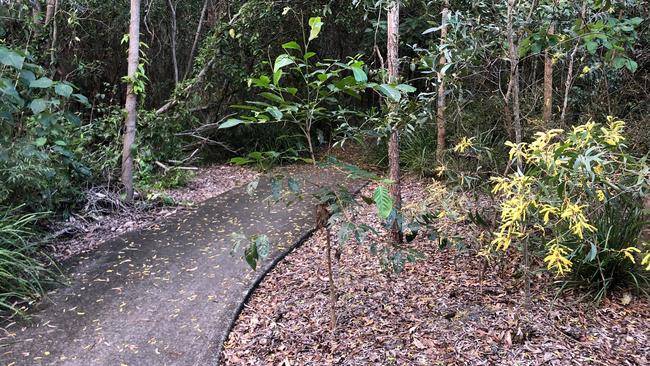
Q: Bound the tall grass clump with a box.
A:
[0,206,55,316]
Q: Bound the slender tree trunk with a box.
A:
[387,1,402,244]
[184,0,210,81]
[560,42,579,127]
[166,0,179,85]
[122,0,141,202]
[542,21,555,127]
[45,0,55,25]
[49,0,58,73]
[506,0,522,145]
[436,0,449,163]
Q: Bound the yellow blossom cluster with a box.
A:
[453,136,475,153]
[488,119,648,276]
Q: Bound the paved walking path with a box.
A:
[0,165,359,366]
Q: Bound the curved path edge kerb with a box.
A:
[211,178,368,365]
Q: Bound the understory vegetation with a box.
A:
[1,0,649,353]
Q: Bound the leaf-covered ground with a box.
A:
[47,164,257,260]
[222,178,650,365]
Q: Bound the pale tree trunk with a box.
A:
[49,0,59,72]
[435,0,449,163]
[507,0,527,306]
[387,1,403,244]
[45,0,55,24]
[184,0,210,81]
[122,0,141,202]
[506,0,522,145]
[542,11,556,127]
[166,0,179,85]
[560,2,586,127]
[559,42,578,127]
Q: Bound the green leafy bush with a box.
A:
[218,16,368,162]
[1,46,90,212]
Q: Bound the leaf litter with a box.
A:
[222,177,649,365]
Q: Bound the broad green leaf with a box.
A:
[273,54,294,73]
[287,177,300,193]
[34,137,47,147]
[273,69,283,85]
[350,66,367,82]
[282,41,301,50]
[587,242,598,262]
[612,56,627,69]
[219,118,244,129]
[244,243,258,270]
[260,92,284,103]
[373,185,393,219]
[72,93,90,106]
[0,47,24,69]
[270,177,282,200]
[396,84,416,93]
[375,84,401,102]
[64,112,81,126]
[266,106,283,120]
[55,83,73,98]
[338,223,354,244]
[626,59,638,73]
[586,41,598,54]
[231,157,253,166]
[30,77,53,88]
[29,99,48,114]
[256,235,270,258]
[308,17,324,41]
[19,70,35,84]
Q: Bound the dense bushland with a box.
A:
[1,0,648,315]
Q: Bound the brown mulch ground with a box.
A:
[221,177,650,366]
[47,164,257,261]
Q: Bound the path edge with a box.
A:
[213,180,368,365]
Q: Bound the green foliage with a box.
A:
[372,185,393,219]
[0,206,56,315]
[230,149,312,172]
[79,105,189,191]
[219,16,368,161]
[1,46,89,212]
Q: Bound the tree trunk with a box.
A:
[435,0,449,163]
[506,0,522,145]
[559,42,578,127]
[49,0,59,73]
[542,19,555,127]
[325,227,336,331]
[387,1,402,244]
[184,0,210,81]
[122,0,141,202]
[166,0,179,85]
[45,0,55,24]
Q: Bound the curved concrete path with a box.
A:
[0,165,359,366]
